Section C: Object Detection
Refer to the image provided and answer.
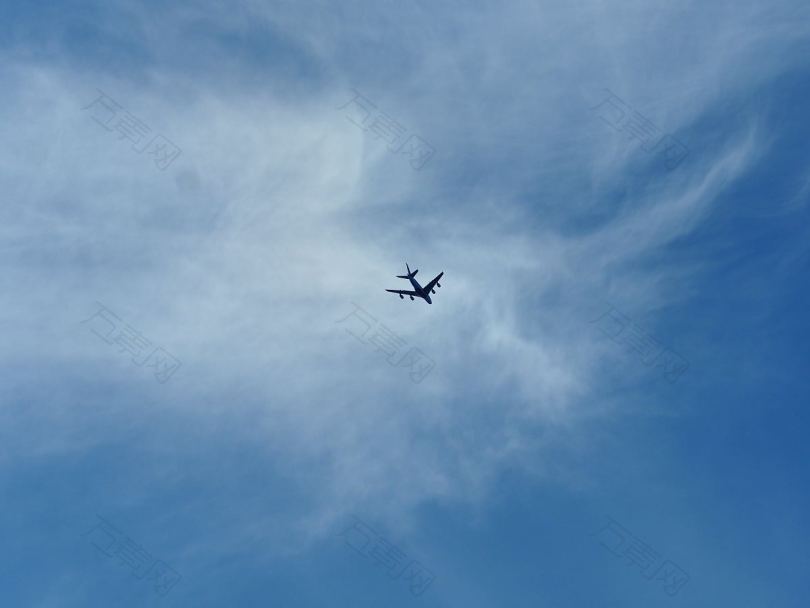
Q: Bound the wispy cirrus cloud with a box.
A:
[2,0,808,564]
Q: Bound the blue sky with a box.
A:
[1,0,809,606]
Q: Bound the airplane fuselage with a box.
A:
[409,277,432,304]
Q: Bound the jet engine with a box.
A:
[409,296,414,300]
[399,294,404,299]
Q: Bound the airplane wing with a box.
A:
[423,272,444,294]
[386,289,419,296]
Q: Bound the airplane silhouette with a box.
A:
[386,263,443,304]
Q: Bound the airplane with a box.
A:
[386,263,444,304]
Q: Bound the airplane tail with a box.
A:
[397,263,418,279]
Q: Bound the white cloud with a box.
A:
[1,0,807,552]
